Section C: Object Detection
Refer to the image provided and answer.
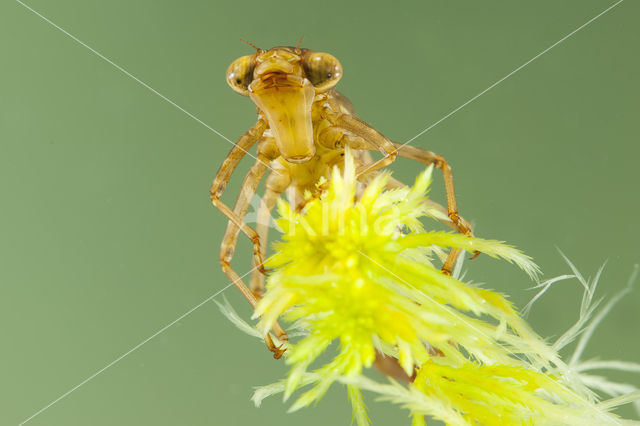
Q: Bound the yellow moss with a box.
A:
[252,149,626,425]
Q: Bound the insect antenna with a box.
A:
[296,35,304,50]
[240,39,261,52]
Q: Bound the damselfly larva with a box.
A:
[211,43,473,358]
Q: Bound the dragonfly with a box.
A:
[210,42,473,358]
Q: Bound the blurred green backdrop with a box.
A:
[1,0,638,424]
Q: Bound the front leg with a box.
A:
[210,118,267,200]
[320,107,474,274]
[388,143,473,237]
[369,171,474,274]
[371,171,473,238]
[320,107,398,176]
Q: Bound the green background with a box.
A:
[1,0,638,424]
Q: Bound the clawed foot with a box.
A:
[448,211,482,262]
[265,334,287,359]
[448,211,473,237]
[258,263,272,276]
[252,251,272,276]
[296,182,329,212]
[271,344,286,359]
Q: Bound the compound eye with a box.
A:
[302,52,342,92]
[226,55,255,96]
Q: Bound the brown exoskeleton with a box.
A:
[210,44,473,358]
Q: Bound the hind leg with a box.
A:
[250,171,290,296]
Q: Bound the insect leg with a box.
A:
[390,144,471,232]
[210,118,267,202]
[250,170,290,296]
[366,172,472,236]
[210,119,287,357]
[363,171,472,273]
[213,156,288,357]
[321,106,470,233]
[320,109,398,176]
[319,112,473,274]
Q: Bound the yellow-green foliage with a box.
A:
[251,149,630,425]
